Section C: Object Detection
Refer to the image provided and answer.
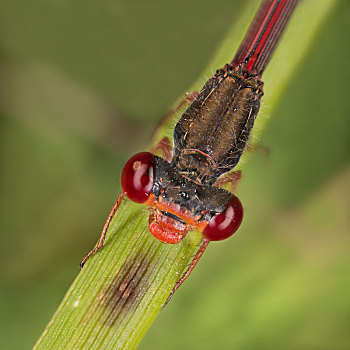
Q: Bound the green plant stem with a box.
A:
[34,1,337,349]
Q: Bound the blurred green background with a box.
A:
[0,0,349,349]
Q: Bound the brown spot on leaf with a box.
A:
[97,244,157,327]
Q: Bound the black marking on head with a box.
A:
[161,211,186,225]
[152,154,233,220]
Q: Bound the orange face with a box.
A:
[146,193,208,244]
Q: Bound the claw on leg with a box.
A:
[151,137,173,162]
[246,143,270,158]
[163,239,209,308]
[80,192,125,268]
[214,170,241,193]
[151,91,199,137]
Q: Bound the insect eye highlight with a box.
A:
[121,152,155,203]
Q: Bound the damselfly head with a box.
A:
[121,152,243,244]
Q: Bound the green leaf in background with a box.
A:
[0,0,349,349]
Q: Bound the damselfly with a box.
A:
[81,0,299,306]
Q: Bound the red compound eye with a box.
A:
[121,152,155,203]
[202,195,243,241]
